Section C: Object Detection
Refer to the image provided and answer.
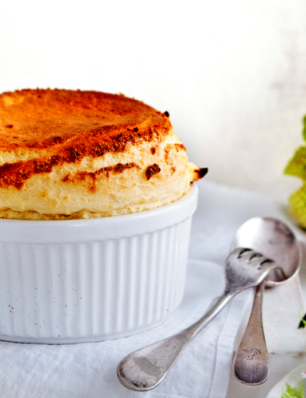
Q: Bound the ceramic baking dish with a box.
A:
[0,183,198,344]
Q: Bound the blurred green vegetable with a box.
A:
[281,381,304,398]
[285,116,306,228]
[298,314,306,329]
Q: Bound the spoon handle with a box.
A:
[233,281,269,385]
[117,292,235,392]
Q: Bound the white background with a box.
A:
[1,0,306,196]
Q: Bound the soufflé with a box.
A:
[0,89,207,219]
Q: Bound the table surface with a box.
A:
[226,240,306,397]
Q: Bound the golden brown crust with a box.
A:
[193,167,208,181]
[164,143,186,164]
[0,89,171,189]
[145,164,161,180]
[62,162,141,192]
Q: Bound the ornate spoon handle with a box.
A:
[117,292,234,391]
[233,281,269,385]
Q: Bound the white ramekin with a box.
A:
[0,183,198,344]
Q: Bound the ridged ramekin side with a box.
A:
[0,217,192,344]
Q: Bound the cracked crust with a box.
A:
[0,89,171,189]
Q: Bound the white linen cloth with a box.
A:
[0,181,285,398]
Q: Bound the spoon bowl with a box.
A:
[231,217,301,286]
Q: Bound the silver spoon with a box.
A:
[117,248,276,392]
[231,217,301,386]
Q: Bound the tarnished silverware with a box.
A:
[117,248,276,392]
[232,217,301,385]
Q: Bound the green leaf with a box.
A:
[288,185,306,228]
[284,114,306,229]
[281,382,304,398]
[302,115,306,142]
[285,146,306,181]
[298,313,306,329]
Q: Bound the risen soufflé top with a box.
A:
[0,89,207,220]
